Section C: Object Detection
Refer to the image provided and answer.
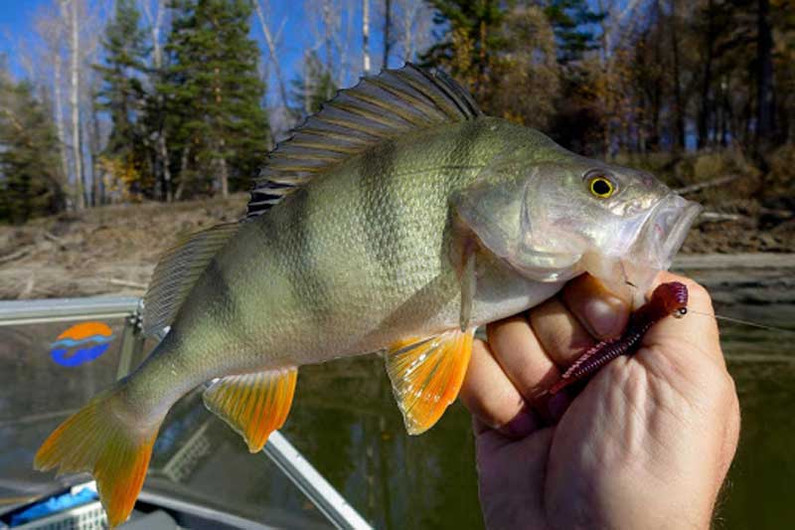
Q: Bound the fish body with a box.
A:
[34,65,701,526]
[168,120,556,367]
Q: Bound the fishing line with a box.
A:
[622,280,795,334]
[687,309,795,334]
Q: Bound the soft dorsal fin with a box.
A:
[246,63,482,218]
[142,223,239,337]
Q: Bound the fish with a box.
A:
[34,64,702,526]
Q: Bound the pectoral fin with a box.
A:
[385,329,475,435]
[203,368,298,453]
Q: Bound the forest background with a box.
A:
[0,0,793,250]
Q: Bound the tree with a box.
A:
[163,0,270,197]
[32,7,70,200]
[252,0,292,133]
[486,5,560,130]
[65,0,87,209]
[0,73,65,223]
[142,0,174,201]
[290,50,338,118]
[421,0,504,99]
[94,0,150,198]
[756,0,775,150]
[393,0,433,63]
[363,0,372,73]
[544,0,606,65]
[383,0,392,68]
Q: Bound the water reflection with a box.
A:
[283,358,482,529]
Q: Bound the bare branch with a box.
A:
[675,175,742,195]
[252,0,290,112]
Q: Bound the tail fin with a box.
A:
[34,386,162,527]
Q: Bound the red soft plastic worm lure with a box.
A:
[549,281,689,395]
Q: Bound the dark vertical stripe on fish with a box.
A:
[276,189,333,327]
[360,141,402,281]
[444,120,486,190]
[204,257,245,338]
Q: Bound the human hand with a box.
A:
[460,272,740,529]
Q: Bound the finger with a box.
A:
[528,297,596,368]
[644,271,724,366]
[460,338,540,437]
[562,273,630,340]
[486,315,559,404]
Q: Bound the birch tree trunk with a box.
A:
[362,0,371,74]
[143,0,173,201]
[53,53,70,201]
[252,0,290,115]
[218,139,229,197]
[90,84,102,206]
[68,0,85,209]
[323,0,333,73]
[176,145,190,201]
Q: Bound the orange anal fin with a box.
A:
[386,328,475,435]
[34,388,161,528]
[202,367,298,453]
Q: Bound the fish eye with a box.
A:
[588,174,616,199]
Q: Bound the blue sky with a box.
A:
[0,0,392,97]
[0,1,51,70]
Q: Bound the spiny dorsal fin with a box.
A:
[203,368,298,453]
[142,223,239,337]
[246,63,482,218]
[386,328,475,435]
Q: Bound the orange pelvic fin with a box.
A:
[386,328,475,435]
[34,387,161,528]
[203,367,298,453]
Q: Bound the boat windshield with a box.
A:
[0,297,368,529]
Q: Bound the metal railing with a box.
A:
[0,296,371,530]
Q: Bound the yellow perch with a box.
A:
[35,64,701,526]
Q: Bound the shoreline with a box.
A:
[1,252,792,302]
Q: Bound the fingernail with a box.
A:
[583,297,623,338]
[501,409,539,439]
[548,392,571,422]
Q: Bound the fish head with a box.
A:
[519,157,702,305]
[456,150,701,307]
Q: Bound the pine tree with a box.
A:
[94,0,151,198]
[163,0,270,197]
[420,0,504,98]
[544,0,605,65]
[0,75,65,223]
[290,51,337,119]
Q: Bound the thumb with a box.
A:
[562,273,630,340]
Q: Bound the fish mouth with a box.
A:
[634,193,703,271]
[588,193,702,306]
